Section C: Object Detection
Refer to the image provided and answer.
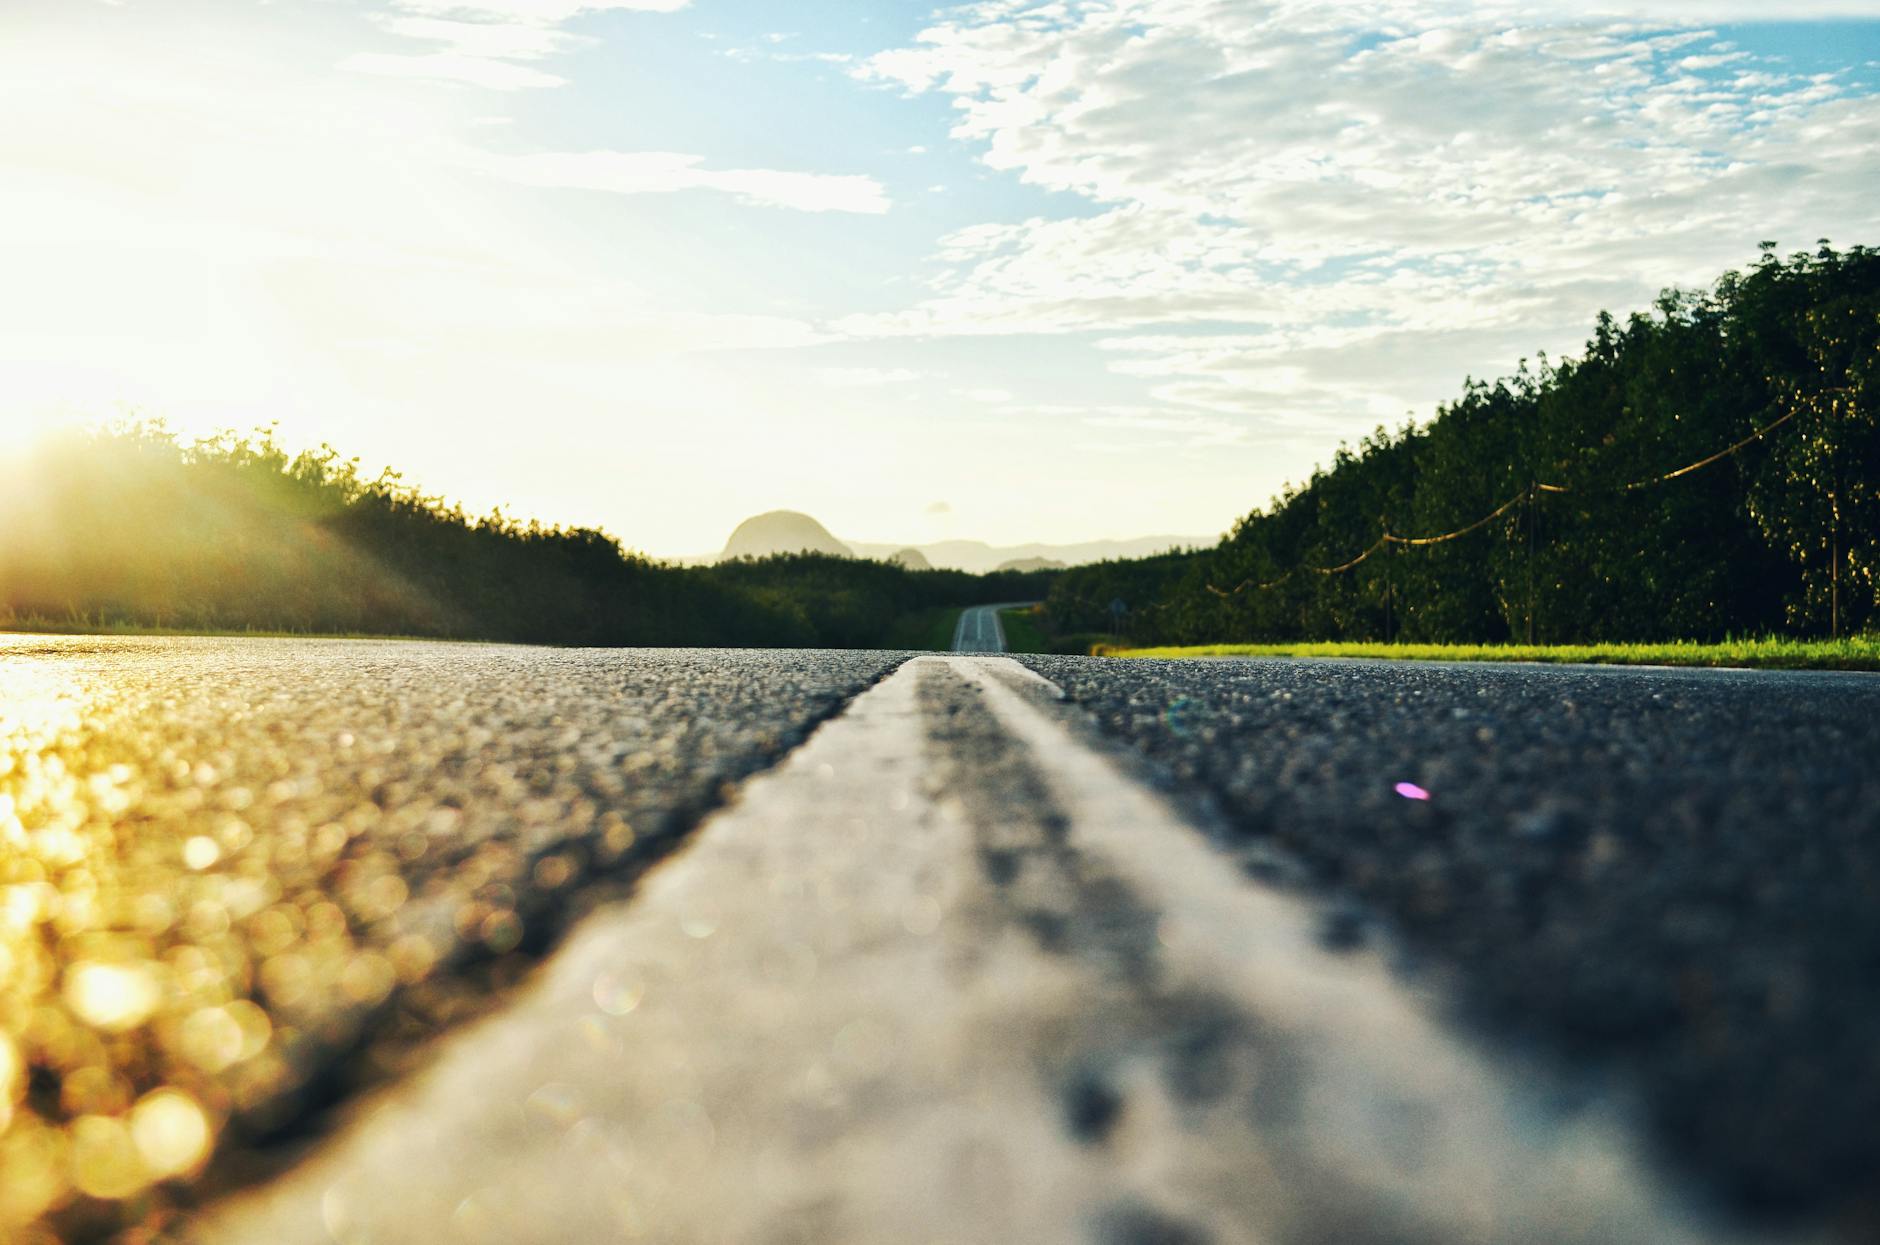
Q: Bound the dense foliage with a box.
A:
[0,425,1053,648]
[1049,243,1879,646]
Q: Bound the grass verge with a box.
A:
[998,606,1049,654]
[1100,637,1880,671]
[881,606,966,652]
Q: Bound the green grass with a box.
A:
[1102,636,1880,671]
[998,606,1049,654]
[881,606,966,652]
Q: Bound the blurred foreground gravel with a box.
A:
[0,636,901,1241]
[1019,654,1880,1229]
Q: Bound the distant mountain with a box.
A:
[720,510,853,561]
[847,534,1211,574]
[704,511,1211,571]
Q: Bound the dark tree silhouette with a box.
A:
[0,425,1054,648]
[1047,243,1878,645]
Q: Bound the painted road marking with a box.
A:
[951,604,1011,653]
[200,657,1762,1245]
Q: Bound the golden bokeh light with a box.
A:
[0,1033,21,1131]
[0,1118,71,1229]
[69,1114,150,1201]
[177,1006,248,1074]
[129,1088,214,1179]
[183,835,222,870]
[0,659,295,1234]
[0,640,620,1237]
[62,962,162,1033]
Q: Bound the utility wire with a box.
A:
[1201,404,1803,598]
[1533,407,1798,495]
[1383,490,1531,547]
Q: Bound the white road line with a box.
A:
[951,603,1019,653]
[197,657,1768,1245]
[955,658,1765,1242]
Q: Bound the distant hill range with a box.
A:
[849,535,1207,573]
[710,510,1207,572]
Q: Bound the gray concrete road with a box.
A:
[1,637,1875,1241]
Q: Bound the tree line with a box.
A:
[0,424,1053,648]
[1047,242,1878,646]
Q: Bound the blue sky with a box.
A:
[3,0,1877,556]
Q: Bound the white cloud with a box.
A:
[724,42,856,66]
[859,1,1880,429]
[378,15,580,60]
[1553,1,1880,14]
[818,367,924,387]
[961,387,1016,403]
[388,0,690,18]
[353,0,688,90]
[477,150,893,213]
[345,51,567,90]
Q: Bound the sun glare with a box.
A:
[0,413,94,466]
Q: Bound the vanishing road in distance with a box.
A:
[951,602,1025,653]
[2,634,1877,1243]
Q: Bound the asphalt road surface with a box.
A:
[0,637,902,1241]
[951,604,1011,653]
[2,636,1877,1243]
[1017,654,1880,1235]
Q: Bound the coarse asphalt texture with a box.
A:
[3,636,1879,1240]
[199,655,1747,1245]
[0,636,903,1239]
[1017,653,1880,1232]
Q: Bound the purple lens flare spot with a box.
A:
[1395,782,1431,801]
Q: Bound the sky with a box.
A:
[3,0,1877,557]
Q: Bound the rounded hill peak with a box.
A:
[720,510,854,561]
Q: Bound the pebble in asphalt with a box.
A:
[0,636,902,1240]
[1018,653,1880,1232]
